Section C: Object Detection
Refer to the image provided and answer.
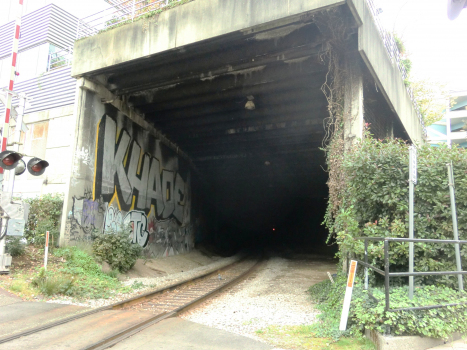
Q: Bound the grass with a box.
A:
[255,325,375,350]
[0,245,144,300]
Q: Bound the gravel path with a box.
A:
[180,254,337,342]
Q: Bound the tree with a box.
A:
[393,33,453,126]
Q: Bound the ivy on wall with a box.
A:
[325,137,467,287]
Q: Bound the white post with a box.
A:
[339,260,358,331]
[132,0,136,21]
[44,231,49,270]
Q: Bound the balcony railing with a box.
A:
[76,0,181,40]
[47,48,73,72]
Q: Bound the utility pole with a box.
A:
[0,0,24,274]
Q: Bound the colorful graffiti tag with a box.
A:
[93,115,187,223]
[66,112,193,256]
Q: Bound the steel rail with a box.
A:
[0,255,251,344]
[84,258,264,350]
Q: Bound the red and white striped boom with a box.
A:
[1,0,23,174]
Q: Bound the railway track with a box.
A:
[0,255,263,350]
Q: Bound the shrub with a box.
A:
[6,236,25,257]
[92,232,142,273]
[309,276,467,340]
[325,138,467,287]
[24,194,63,246]
[52,247,122,299]
[31,268,73,296]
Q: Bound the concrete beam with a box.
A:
[72,0,344,77]
[348,0,424,143]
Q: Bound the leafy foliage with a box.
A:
[409,78,452,126]
[31,267,74,296]
[310,277,467,339]
[92,232,142,273]
[51,246,124,299]
[325,138,467,288]
[5,236,26,257]
[24,194,63,246]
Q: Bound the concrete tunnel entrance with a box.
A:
[72,4,409,255]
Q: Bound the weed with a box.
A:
[31,268,73,296]
[105,269,120,279]
[9,280,28,293]
[6,237,26,257]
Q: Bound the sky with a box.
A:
[50,0,109,18]
[376,0,467,91]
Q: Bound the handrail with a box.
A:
[76,0,178,40]
[355,236,467,312]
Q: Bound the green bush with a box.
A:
[326,138,467,287]
[52,246,122,299]
[6,236,25,257]
[92,232,142,273]
[309,277,467,340]
[32,268,73,296]
[24,194,63,246]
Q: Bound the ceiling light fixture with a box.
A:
[245,95,255,110]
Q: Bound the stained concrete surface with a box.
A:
[110,317,274,350]
[0,309,156,349]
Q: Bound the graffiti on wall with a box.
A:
[65,112,193,257]
[93,115,187,224]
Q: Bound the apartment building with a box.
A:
[0,2,78,197]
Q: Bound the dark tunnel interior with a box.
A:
[87,5,405,255]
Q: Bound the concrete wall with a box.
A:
[348,0,424,143]
[72,0,344,77]
[60,80,194,258]
[9,104,74,197]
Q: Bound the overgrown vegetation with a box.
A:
[309,276,467,340]
[2,246,141,300]
[24,193,63,247]
[325,138,467,288]
[92,231,142,273]
[393,33,452,126]
[255,323,375,350]
[5,236,26,257]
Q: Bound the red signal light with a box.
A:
[2,155,15,166]
[31,163,43,172]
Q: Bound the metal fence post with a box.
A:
[447,162,464,291]
[384,239,390,311]
[364,239,369,290]
[408,146,417,299]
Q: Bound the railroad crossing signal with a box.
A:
[0,151,49,176]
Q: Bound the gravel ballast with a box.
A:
[180,254,337,341]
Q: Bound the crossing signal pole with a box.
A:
[0,0,24,274]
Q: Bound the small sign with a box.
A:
[339,260,358,331]
[409,146,417,185]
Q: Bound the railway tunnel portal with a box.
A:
[60,0,425,256]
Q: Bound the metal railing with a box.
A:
[47,47,73,72]
[355,236,467,312]
[76,0,181,39]
[365,0,427,136]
